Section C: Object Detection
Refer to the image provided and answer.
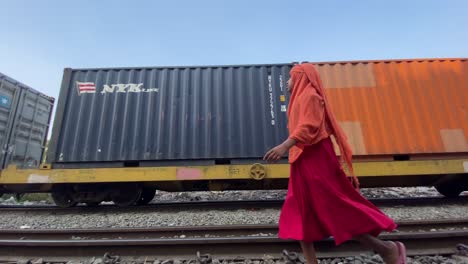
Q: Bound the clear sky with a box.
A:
[1,0,467,108]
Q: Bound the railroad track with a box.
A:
[0,196,467,212]
[0,218,466,261]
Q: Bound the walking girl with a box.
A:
[264,63,407,264]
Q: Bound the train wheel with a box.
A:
[52,191,77,208]
[137,188,156,205]
[110,183,142,207]
[435,182,464,198]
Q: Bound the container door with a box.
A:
[4,89,53,169]
[0,76,22,169]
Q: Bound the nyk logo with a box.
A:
[76,82,159,95]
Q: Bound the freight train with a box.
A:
[0,58,467,207]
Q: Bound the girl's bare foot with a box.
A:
[381,241,399,264]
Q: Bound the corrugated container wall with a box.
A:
[47,59,467,167]
[0,72,54,169]
[48,65,292,166]
[317,59,467,156]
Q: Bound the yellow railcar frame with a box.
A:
[0,159,466,185]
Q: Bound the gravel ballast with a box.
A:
[19,249,468,264]
[154,186,448,202]
[1,187,461,206]
[0,200,467,230]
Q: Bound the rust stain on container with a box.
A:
[320,59,468,155]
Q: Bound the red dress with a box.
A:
[278,137,397,245]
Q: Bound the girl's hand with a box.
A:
[263,139,296,162]
[263,144,288,162]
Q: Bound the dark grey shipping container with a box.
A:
[48,64,293,167]
[0,72,54,169]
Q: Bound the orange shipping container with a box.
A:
[314,58,468,157]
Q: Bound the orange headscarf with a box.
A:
[287,63,359,188]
